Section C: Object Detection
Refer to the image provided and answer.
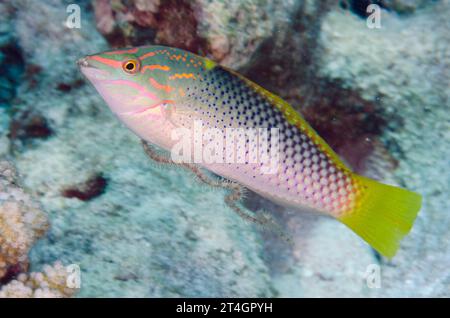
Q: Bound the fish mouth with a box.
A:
[77,57,111,81]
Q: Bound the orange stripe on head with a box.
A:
[141,65,171,73]
[169,73,196,80]
[149,78,173,93]
[89,56,122,68]
[140,52,156,60]
[105,48,138,55]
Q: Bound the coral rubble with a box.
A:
[93,0,298,68]
[0,161,77,297]
[0,262,77,298]
[0,0,448,297]
[0,161,48,280]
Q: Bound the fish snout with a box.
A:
[78,57,111,81]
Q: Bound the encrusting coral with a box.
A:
[0,262,77,298]
[1,0,447,297]
[93,0,297,68]
[0,161,77,297]
[0,161,48,279]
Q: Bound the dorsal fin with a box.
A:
[220,65,350,172]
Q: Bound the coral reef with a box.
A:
[3,0,273,297]
[318,1,450,296]
[0,0,448,297]
[339,0,431,17]
[93,0,298,68]
[61,173,108,201]
[0,160,78,298]
[0,1,24,109]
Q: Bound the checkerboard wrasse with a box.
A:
[78,45,422,258]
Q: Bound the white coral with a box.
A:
[0,161,77,298]
[0,161,49,279]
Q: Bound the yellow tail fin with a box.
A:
[338,175,422,258]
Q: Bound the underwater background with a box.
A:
[0,0,449,297]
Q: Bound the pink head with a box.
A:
[78,46,188,147]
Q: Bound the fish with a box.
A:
[78,45,422,258]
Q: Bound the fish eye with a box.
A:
[122,59,139,74]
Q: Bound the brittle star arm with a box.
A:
[141,140,291,243]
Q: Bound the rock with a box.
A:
[0,262,77,298]
[339,0,432,17]
[381,0,431,14]
[319,2,450,296]
[0,2,24,108]
[7,0,274,297]
[1,0,448,298]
